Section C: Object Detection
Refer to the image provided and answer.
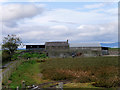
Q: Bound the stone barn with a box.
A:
[26,41,109,57]
[45,40,69,58]
[70,43,102,57]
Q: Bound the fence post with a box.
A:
[21,80,25,89]
[17,86,19,90]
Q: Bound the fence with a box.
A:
[1,60,25,85]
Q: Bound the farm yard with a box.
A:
[2,54,119,89]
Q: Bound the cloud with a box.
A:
[90,8,118,16]
[0,3,45,22]
[105,8,118,15]
[76,22,117,42]
[1,3,117,44]
[50,25,68,30]
[84,3,105,9]
[2,21,117,43]
[49,20,77,25]
[22,8,117,28]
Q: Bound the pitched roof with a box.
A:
[45,42,69,46]
[70,43,101,47]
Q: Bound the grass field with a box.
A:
[8,56,119,88]
[40,56,119,88]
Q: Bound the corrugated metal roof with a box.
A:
[70,43,101,47]
[45,42,69,46]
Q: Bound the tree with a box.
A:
[2,34,22,61]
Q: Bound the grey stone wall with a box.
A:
[109,50,119,55]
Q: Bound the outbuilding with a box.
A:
[70,43,106,56]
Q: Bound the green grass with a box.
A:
[64,82,100,88]
[8,60,50,88]
[64,82,117,90]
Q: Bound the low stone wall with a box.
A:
[109,50,119,55]
[1,60,25,85]
[47,49,102,58]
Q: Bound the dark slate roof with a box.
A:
[45,42,69,46]
[26,45,45,48]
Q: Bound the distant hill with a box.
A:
[100,42,119,48]
[17,48,26,50]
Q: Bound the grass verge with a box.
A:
[8,60,50,88]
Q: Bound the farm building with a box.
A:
[70,43,102,57]
[26,45,45,51]
[45,40,69,58]
[70,43,109,56]
[26,41,109,57]
[101,47,109,55]
[45,40,69,51]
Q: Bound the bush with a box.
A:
[22,53,31,59]
[21,52,47,59]
[11,53,21,60]
[39,54,47,58]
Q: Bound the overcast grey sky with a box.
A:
[0,1,118,44]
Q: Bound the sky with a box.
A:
[0,1,118,46]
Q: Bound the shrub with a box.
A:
[39,54,47,58]
[22,53,31,59]
[11,53,20,60]
[21,53,47,59]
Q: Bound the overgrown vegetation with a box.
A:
[7,56,119,88]
[11,52,47,60]
[8,60,49,88]
[40,56,119,88]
